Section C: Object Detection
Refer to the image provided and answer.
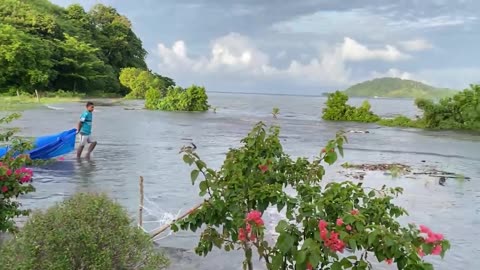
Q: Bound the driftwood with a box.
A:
[150,201,205,239]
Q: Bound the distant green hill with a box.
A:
[344,77,456,99]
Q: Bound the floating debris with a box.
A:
[342,162,411,172]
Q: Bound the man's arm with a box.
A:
[76,121,83,134]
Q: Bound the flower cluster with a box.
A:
[239,210,264,242]
[318,220,345,253]
[419,225,444,256]
[0,157,34,194]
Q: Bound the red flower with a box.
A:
[238,228,247,242]
[1,186,8,193]
[346,225,352,231]
[432,244,442,255]
[246,210,264,226]
[318,220,328,230]
[6,169,12,176]
[385,258,393,265]
[321,148,326,153]
[336,218,344,226]
[258,164,269,173]
[350,209,359,215]
[419,225,432,234]
[306,262,313,270]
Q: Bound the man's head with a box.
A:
[86,101,94,112]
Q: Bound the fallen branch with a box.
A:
[150,201,206,239]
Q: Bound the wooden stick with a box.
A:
[139,176,144,227]
[35,90,39,103]
[150,201,205,239]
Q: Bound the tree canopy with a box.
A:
[0,0,153,95]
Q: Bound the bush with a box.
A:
[322,91,380,122]
[175,122,450,270]
[0,193,169,270]
[147,85,209,111]
[415,85,480,130]
[377,115,426,129]
[1,113,35,233]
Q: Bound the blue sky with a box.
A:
[52,0,480,94]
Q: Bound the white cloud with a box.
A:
[154,33,413,91]
[340,37,409,61]
[388,15,477,29]
[370,68,414,80]
[399,39,433,51]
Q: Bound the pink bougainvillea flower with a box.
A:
[432,244,442,255]
[351,209,359,215]
[419,225,432,234]
[336,218,344,226]
[1,186,8,193]
[246,210,264,226]
[258,164,268,173]
[238,228,247,242]
[318,220,328,230]
[6,169,12,176]
[346,225,352,231]
[385,259,393,265]
[58,157,65,161]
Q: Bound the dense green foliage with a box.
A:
[377,85,480,130]
[120,67,175,99]
[414,84,480,130]
[146,85,209,111]
[344,77,455,99]
[0,193,169,270]
[322,91,380,122]
[0,113,35,233]
[0,0,149,95]
[174,122,450,269]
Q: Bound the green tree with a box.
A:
[415,84,480,130]
[153,85,209,111]
[0,0,62,39]
[53,34,111,93]
[0,24,54,93]
[322,91,379,122]
[89,4,147,71]
[119,67,165,99]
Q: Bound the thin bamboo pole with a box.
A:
[150,201,205,239]
[139,176,144,227]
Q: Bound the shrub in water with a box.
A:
[0,193,169,270]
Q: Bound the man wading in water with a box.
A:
[76,101,97,158]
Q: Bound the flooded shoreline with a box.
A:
[6,93,480,269]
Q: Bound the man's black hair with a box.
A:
[86,101,94,107]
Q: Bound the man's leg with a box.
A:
[86,137,97,157]
[77,135,86,158]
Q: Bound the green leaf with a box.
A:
[367,232,377,246]
[191,170,200,183]
[170,223,179,232]
[183,154,193,165]
[331,261,342,270]
[271,253,283,270]
[348,239,357,251]
[295,250,307,264]
[340,258,353,268]
[199,181,208,193]
[275,220,289,233]
[277,233,295,254]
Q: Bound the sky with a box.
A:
[51,0,480,94]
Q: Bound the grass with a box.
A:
[0,96,82,110]
[1,91,125,111]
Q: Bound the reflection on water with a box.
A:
[13,93,480,270]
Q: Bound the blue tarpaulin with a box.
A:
[0,129,77,160]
